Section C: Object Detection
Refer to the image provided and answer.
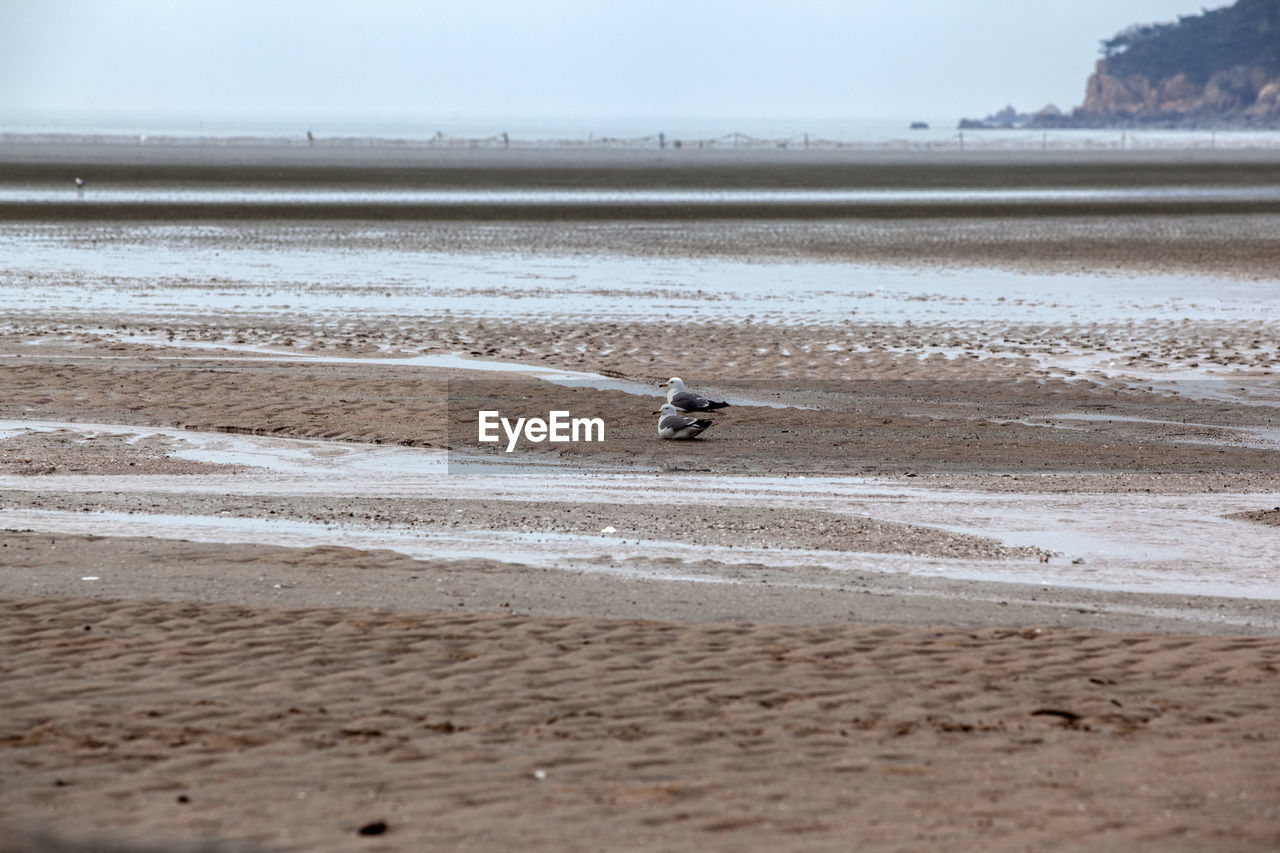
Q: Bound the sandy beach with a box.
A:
[2,140,1279,851]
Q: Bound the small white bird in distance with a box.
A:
[654,403,713,440]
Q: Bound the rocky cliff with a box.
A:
[1070,0,1280,127]
[960,0,1280,129]
[1075,59,1280,127]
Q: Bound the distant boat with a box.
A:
[909,121,929,130]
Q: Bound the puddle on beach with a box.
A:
[4,335,801,407]
[0,419,450,477]
[4,228,1275,327]
[5,226,1277,389]
[2,420,1279,600]
[5,218,1278,398]
[2,498,1276,601]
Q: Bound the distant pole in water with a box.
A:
[804,132,809,150]
[659,131,666,150]
[306,129,314,146]
[958,131,964,151]
[502,131,509,149]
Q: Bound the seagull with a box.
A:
[74,177,84,189]
[654,403,713,440]
[659,377,729,413]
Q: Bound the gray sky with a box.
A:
[1,0,1228,126]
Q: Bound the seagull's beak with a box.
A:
[652,408,662,414]
[658,381,668,388]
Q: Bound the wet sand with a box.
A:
[3,352,1279,474]
[3,141,1280,851]
[4,140,1280,276]
[6,137,1280,189]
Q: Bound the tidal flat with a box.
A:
[2,141,1279,852]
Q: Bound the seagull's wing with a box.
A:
[660,414,703,431]
[670,390,713,411]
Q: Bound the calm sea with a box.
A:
[5,110,1280,150]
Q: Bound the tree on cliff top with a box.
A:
[1100,0,1280,84]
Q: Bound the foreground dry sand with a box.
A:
[3,595,1279,853]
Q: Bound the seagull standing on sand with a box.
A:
[654,403,713,440]
[659,377,729,413]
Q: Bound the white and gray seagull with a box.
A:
[654,403,713,440]
[659,377,729,413]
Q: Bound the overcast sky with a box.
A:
[1,0,1228,128]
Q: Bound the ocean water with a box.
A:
[5,110,1280,150]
